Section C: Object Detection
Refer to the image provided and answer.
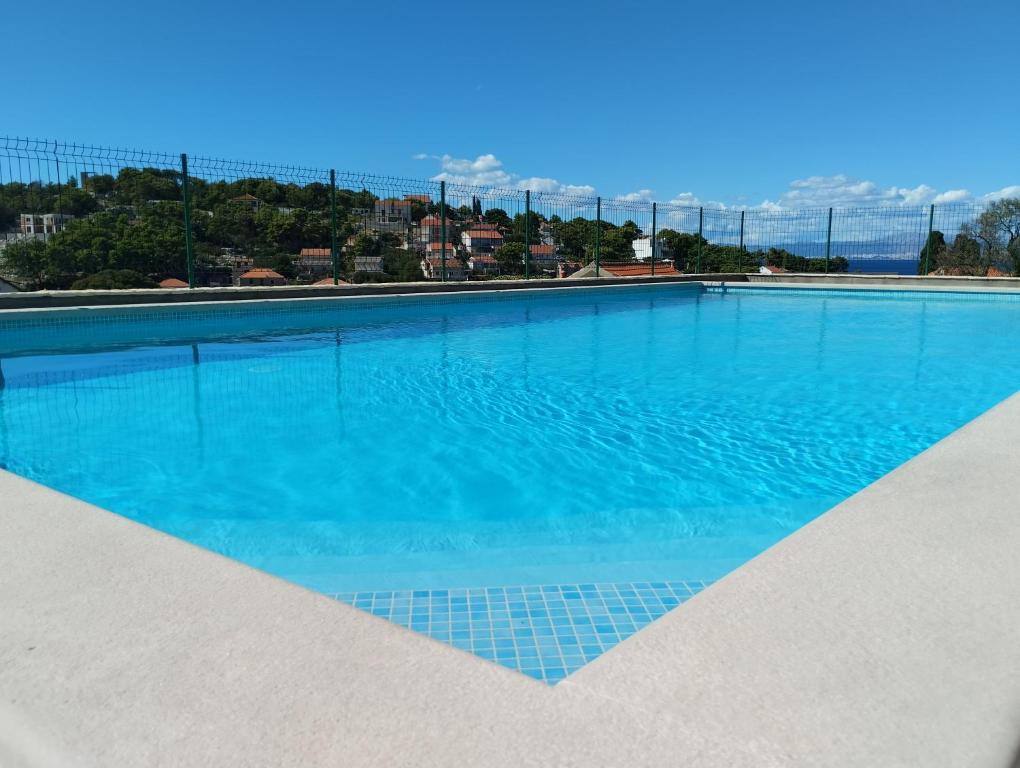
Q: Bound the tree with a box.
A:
[494,242,527,275]
[658,229,708,271]
[0,238,49,289]
[483,208,512,231]
[599,220,641,261]
[382,249,424,282]
[973,198,1020,275]
[550,216,595,260]
[508,211,544,245]
[917,231,947,275]
[70,269,156,290]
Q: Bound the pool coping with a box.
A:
[3,270,1020,311]
[2,283,1020,766]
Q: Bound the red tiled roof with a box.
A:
[529,244,555,255]
[464,229,504,239]
[377,198,413,207]
[240,268,284,279]
[470,254,497,263]
[159,278,188,288]
[425,242,458,251]
[299,248,332,257]
[426,257,464,268]
[313,277,349,285]
[602,262,679,277]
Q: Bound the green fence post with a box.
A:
[650,202,657,276]
[440,180,447,282]
[330,169,339,285]
[825,207,833,274]
[697,206,703,273]
[524,189,531,279]
[595,196,602,277]
[738,210,745,272]
[923,203,935,276]
[180,153,195,288]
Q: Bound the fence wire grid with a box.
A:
[0,136,1011,291]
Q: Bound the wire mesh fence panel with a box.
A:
[656,204,707,274]
[743,207,833,273]
[925,203,994,276]
[594,198,654,275]
[442,183,527,280]
[334,172,443,283]
[0,137,187,290]
[184,155,335,287]
[827,206,931,275]
[695,207,747,272]
[528,192,598,278]
[1,135,1016,290]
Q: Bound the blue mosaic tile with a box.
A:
[332,580,711,685]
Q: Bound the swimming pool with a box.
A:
[2,284,1019,682]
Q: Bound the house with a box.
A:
[418,214,448,244]
[312,277,350,286]
[353,254,385,273]
[230,194,262,211]
[238,268,286,286]
[159,278,189,289]
[527,243,558,267]
[461,228,504,253]
[759,264,788,275]
[297,248,334,276]
[19,213,74,236]
[632,236,674,263]
[373,198,413,232]
[424,241,458,257]
[569,261,680,278]
[468,253,500,276]
[421,255,467,281]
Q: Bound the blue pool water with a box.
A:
[2,284,1019,682]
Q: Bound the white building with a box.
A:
[631,236,673,262]
[461,227,504,253]
[373,199,413,232]
[19,213,75,236]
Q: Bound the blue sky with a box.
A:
[6,0,1018,207]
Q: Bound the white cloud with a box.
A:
[412,156,1019,212]
[517,176,596,196]
[616,189,655,202]
[761,176,1016,210]
[933,189,971,204]
[667,192,702,207]
[414,152,593,195]
[982,185,1020,202]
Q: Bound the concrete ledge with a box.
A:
[4,271,1020,310]
[748,272,1020,289]
[0,274,740,310]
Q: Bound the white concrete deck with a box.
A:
[2,286,1020,766]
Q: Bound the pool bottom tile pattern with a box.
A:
[332,581,711,684]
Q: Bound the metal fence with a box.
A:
[0,135,1005,291]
